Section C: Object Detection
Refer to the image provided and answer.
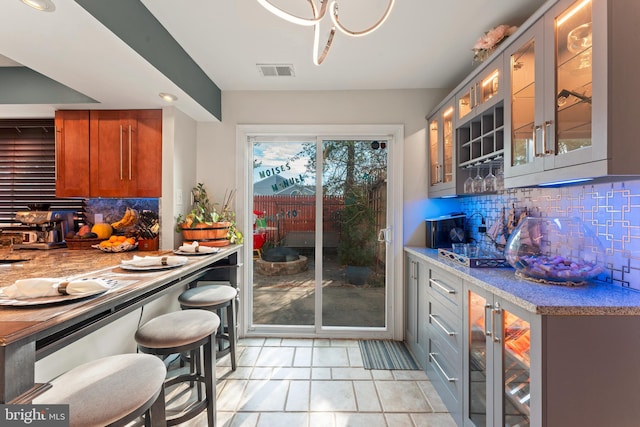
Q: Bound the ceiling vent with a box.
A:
[257,64,295,77]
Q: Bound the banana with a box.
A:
[111,208,138,229]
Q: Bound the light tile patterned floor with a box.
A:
[178,338,456,427]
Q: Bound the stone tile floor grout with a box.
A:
[158,337,457,427]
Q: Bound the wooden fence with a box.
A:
[253,185,387,251]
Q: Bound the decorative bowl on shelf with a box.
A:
[505,217,605,285]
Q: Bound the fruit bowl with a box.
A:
[505,217,605,285]
[93,236,138,253]
[92,241,138,253]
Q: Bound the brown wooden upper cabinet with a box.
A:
[55,110,90,198]
[89,110,162,198]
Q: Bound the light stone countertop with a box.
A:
[405,246,640,316]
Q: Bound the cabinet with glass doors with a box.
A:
[427,99,456,197]
[457,54,504,124]
[464,283,540,427]
[504,0,640,188]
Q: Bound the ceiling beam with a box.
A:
[75,0,222,121]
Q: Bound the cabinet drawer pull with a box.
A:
[429,278,456,294]
[429,314,456,336]
[429,352,457,382]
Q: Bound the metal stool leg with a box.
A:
[204,333,216,427]
[227,299,237,371]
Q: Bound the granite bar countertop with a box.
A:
[0,248,173,287]
[405,246,640,316]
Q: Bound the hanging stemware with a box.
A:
[464,170,474,194]
[472,166,484,193]
[484,164,497,192]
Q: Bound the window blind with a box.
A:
[0,119,85,224]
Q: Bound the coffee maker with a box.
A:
[9,210,75,249]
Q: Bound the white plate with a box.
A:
[0,288,110,307]
[173,248,220,256]
[119,257,188,271]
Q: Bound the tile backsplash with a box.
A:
[459,179,640,291]
[84,199,159,228]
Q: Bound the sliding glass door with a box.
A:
[249,133,391,334]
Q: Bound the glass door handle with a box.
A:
[378,228,391,243]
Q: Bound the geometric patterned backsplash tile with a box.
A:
[459,178,640,291]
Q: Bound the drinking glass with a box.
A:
[495,164,504,191]
[464,173,474,194]
[472,166,484,193]
[484,165,497,192]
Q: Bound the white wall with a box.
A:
[195,89,450,246]
[161,106,198,250]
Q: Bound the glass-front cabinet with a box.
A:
[465,285,538,427]
[457,55,504,123]
[427,99,456,197]
[504,0,640,187]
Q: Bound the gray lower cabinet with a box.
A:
[426,264,464,426]
[463,282,539,427]
[405,254,427,365]
[406,251,640,427]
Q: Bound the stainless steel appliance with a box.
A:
[425,213,466,248]
[6,210,75,249]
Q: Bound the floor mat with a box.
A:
[358,340,420,370]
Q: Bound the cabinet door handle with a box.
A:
[469,85,475,110]
[534,124,544,157]
[128,124,132,180]
[429,278,456,295]
[544,120,554,155]
[54,127,60,181]
[429,352,457,382]
[492,303,502,343]
[119,125,124,180]
[429,314,456,336]
[484,303,493,337]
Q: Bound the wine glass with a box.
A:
[472,166,484,193]
[464,171,474,194]
[495,164,504,191]
[484,164,497,192]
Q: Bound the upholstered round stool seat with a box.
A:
[33,353,166,427]
[179,285,238,370]
[178,284,237,308]
[135,309,219,351]
[135,309,220,427]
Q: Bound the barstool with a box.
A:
[135,309,220,427]
[33,353,167,427]
[179,284,238,371]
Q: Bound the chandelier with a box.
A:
[257,0,395,65]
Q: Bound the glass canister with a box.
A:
[504,217,605,284]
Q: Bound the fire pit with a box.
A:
[255,247,308,276]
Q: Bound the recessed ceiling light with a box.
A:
[20,0,56,12]
[159,92,178,102]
